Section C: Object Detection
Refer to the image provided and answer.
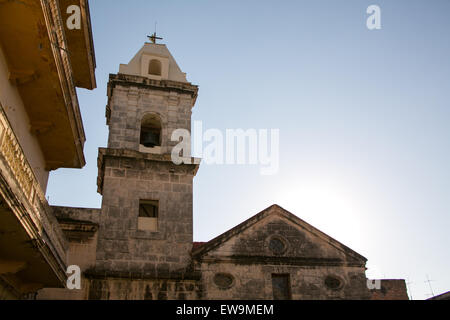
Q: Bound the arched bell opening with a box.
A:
[140,113,162,148]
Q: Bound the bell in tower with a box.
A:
[139,113,162,148]
[140,131,160,148]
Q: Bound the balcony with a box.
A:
[0,0,96,170]
[0,0,96,299]
[0,107,68,298]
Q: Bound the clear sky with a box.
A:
[47,0,450,300]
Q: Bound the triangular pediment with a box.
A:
[193,205,366,266]
[118,43,188,82]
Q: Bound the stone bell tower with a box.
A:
[94,39,199,279]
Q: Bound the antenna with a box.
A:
[147,22,163,44]
[425,274,435,298]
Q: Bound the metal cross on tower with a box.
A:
[147,32,163,44]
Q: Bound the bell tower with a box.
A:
[94,39,199,278]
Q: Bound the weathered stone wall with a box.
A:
[51,206,100,271]
[195,210,371,300]
[52,206,101,224]
[96,154,196,276]
[107,83,194,154]
[86,68,200,300]
[370,279,409,300]
[210,216,358,261]
[87,278,202,300]
[37,206,100,300]
[36,278,90,300]
[200,263,369,300]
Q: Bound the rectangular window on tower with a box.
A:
[272,274,291,300]
[138,200,159,232]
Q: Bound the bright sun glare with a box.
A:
[276,180,365,252]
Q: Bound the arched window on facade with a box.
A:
[140,113,162,148]
[148,59,162,76]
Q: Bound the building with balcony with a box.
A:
[0,0,96,299]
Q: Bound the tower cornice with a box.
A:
[96,147,201,195]
[106,73,198,125]
[109,73,198,97]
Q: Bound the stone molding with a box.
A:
[0,105,67,285]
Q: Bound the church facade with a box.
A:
[37,41,407,300]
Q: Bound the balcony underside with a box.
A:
[0,106,67,298]
[0,0,86,170]
[0,192,65,298]
[59,0,96,90]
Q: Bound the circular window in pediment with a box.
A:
[324,275,344,291]
[268,236,288,255]
[213,273,235,290]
